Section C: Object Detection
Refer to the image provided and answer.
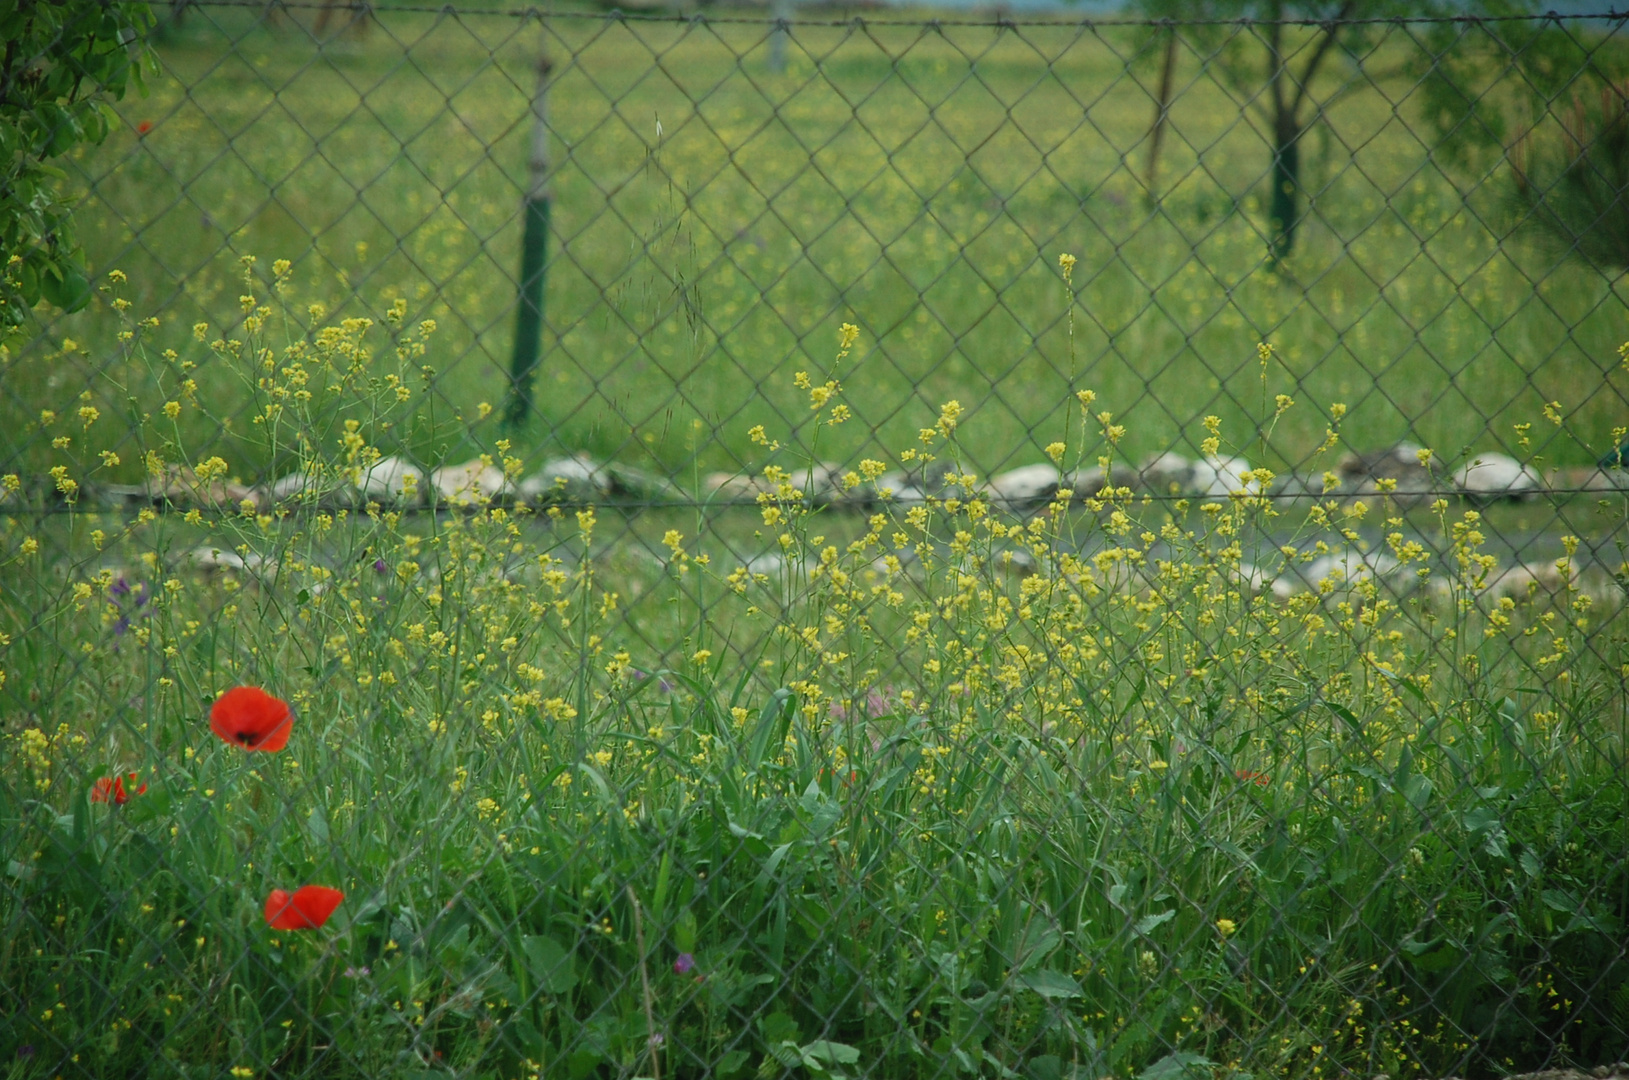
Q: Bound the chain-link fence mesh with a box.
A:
[3,5,1629,1079]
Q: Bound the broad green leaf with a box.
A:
[521,934,576,994]
[1016,970,1084,999]
[1139,1052,1214,1080]
[802,1040,861,1066]
[1135,910,1175,936]
[1016,919,1062,972]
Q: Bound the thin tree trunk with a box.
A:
[1266,1,1353,265]
[1268,111,1302,265]
[1144,25,1179,205]
[505,49,554,430]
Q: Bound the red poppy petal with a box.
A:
[91,778,112,803]
[254,710,294,753]
[291,885,344,928]
[264,886,345,930]
[210,686,293,752]
[264,889,297,929]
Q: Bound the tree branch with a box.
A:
[1288,0,1359,125]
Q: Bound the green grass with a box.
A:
[2,291,1629,1079]
[3,10,1629,1080]
[5,5,1629,487]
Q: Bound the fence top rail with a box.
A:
[169,0,1629,30]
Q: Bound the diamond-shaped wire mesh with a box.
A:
[3,5,1629,1080]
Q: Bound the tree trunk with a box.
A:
[1268,111,1302,266]
[505,51,554,430]
[1143,26,1179,205]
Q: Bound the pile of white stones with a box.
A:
[9,442,1627,515]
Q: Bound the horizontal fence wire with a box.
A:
[2,5,1629,1080]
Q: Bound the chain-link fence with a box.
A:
[3,5,1629,1079]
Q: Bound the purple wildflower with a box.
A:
[110,577,131,598]
[673,953,695,974]
[373,558,387,574]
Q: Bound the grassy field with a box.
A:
[3,8,1629,1080]
[5,4,1629,489]
[1,297,1628,1080]
[2,287,1628,1079]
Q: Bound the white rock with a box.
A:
[599,462,678,502]
[1232,562,1278,594]
[1138,451,1195,494]
[787,462,845,505]
[185,545,277,575]
[432,459,511,506]
[869,471,927,504]
[1269,473,1322,505]
[988,463,1063,508]
[1067,464,1137,498]
[744,552,805,577]
[1452,453,1538,501]
[97,483,150,507]
[993,545,1040,576]
[357,456,423,503]
[1282,550,1402,595]
[1573,467,1629,493]
[1339,443,1436,505]
[1189,454,1256,499]
[744,552,782,575]
[519,454,608,503]
[519,454,676,504]
[705,472,774,500]
[268,472,317,501]
[264,470,357,508]
[1269,576,1300,603]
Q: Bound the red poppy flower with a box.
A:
[1234,769,1271,787]
[210,686,293,752]
[136,120,153,135]
[264,885,345,930]
[91,772,147,804]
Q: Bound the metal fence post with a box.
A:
[769,0,791,74]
